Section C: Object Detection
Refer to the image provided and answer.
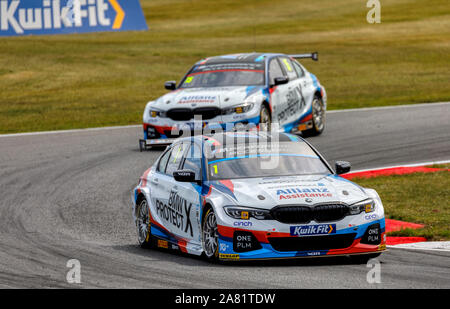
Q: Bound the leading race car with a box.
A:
[139,52,327,150]
[132,132,386,262]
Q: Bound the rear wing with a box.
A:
[289,52,318,61]
[139,138,176,151]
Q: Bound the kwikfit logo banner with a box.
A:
[0,0,148,36]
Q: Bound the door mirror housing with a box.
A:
[272,76,289,87]
[335,161,351,175]
[164,81,177,90]
[173,170,198,183]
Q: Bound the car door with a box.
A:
[172,142,203,246]
[268,57,294,129]
[156,141,200,242]
[292,60,315,117]
[149,146,172,233]
[277,57,307,127]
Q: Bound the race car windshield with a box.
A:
[180,63,265,88]
[206,142,331,180]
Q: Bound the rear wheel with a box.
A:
[303,95,325,136]
[202,208,219,262]
[136,198,153,248]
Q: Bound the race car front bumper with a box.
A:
[216,219,386,261]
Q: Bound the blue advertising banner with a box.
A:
[0,0,148,36]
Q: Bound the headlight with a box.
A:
[224,206,272,220]
[348,199,375,215]
[222,103,254,115]
[149,108,167,118]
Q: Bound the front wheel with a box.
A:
[259,104,271,132]
[136,198,153,248]
[303,96,325,136]
[202,208,219,262]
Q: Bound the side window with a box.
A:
[166,143,189,176]
[182,143,202,179]
[157,148,172,174]
[293,61,305,78]
[269,58,284,85]
[280,57,298,80]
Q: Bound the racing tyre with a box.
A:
[259,104,271,132]
[136,198,153,248]
[202,207,219,262]
[349,253,381,264]
[303,95,325,136]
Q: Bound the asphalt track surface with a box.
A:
[0,102,449,288]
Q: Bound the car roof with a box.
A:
[196,53,284,65]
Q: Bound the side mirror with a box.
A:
[335,161,351,175]
[273,76,289,86]
[173,170,197,182]
[164,81,177,90]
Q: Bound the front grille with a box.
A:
[271,206,312,224]
[313,204,349,222]
[167,108,192,121]
[164,129,195,138]
[166,107,221,121]
[271,204,349,224]
[268,233,356,252]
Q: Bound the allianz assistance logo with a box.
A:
[0,0,148,36]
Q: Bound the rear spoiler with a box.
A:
[289,52,318,61]
[139,138,176,151]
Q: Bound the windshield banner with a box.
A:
[0,0,148,36]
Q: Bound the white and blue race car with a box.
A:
[132,132,386,262]
[139,52,326,150]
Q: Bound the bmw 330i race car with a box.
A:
[139,52,326,150]
[132,132,386,262]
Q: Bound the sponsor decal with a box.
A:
[219,253,240,260]
[155,190,194,237]
[240,211,249,220]
[306,251,323,256]
[157,239,168,249]
[361,223,381,245]
[277,187,332,200]
[233,231,262,253]
[177,95,217,104]
[276,85,306,122]
[219,243,229,252]
[364,214,378,220]
[290,224,336,236]
[377,244,386,251]
[0,0,148,36]
[233,221,252,227]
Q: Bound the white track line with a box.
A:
[388,242,450,252]
[1,101,449,138]
[349,160,450,174]
[327,101,450,114]
[0,124,140,138]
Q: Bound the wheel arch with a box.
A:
[135,192,147,217]
[261,100,271,115]
[201,202,214,224]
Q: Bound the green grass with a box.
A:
[353,170,450,240]
[0,0,449,133]
[429,163,450,169]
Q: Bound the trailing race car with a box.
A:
[132,132,386,262]
[139,52,326,150]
